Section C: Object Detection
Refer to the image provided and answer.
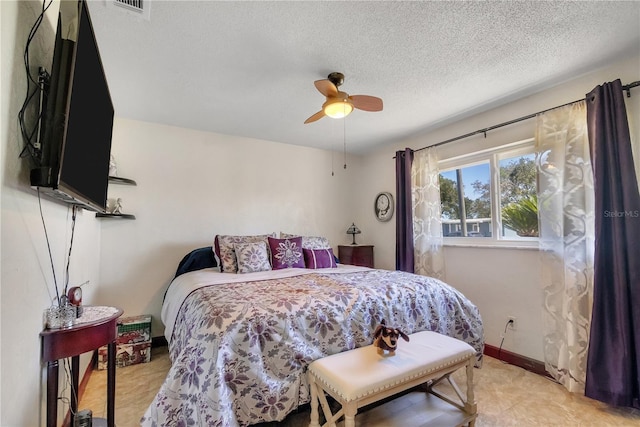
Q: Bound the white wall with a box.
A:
[354,54,640,362]
[98,118,358,338]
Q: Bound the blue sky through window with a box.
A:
[440,163,490,200]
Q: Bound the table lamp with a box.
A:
[346,223,361,245]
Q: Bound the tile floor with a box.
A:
[79,346,640,427]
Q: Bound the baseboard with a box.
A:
[483,344,551,378]
[152,335,168,348]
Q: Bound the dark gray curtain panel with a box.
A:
[585,79,640,409]
[395,148,414,272]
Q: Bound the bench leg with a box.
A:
[311,377,340,427]
[465,359,477,426]
[308,373,321,427]
[344,401,357,427]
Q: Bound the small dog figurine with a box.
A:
[373,319,409,356]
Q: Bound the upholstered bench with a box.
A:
[307,330,477,427]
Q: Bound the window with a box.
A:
[439,139,538,245]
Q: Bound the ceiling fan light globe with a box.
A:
[323,99,353,119]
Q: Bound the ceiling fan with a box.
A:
[304,72,383,124]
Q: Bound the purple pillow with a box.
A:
[304,248,337,269]
[268,237,305,269]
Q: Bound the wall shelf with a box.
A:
[96,213,136,220]
[108,176,136,186]
[96,175,137,219]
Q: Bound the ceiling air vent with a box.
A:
[109,0,151,21]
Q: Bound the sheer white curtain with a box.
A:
[536,101,595,393]
[411,147,445,279]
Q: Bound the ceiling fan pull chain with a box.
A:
[332,141,335,176]
[343,115,347,170]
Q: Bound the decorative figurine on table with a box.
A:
[373,319,410,356]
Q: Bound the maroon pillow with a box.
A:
[268,237,305,269]
[304,248,337,269]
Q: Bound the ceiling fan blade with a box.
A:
[350,95,383,112]
[314,79,338,98]
[304,110,326,124]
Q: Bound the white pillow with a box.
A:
[215,233,275,273]
[280,232,331,249]
[234,241,272,274]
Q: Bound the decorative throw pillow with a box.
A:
[214,233,275,273]
[268,236,305,269]
[280,233,331,250]
[234,242,272,274]
[303,248,337,269]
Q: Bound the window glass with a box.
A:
[499,153,538,238]
[439,162,491,237]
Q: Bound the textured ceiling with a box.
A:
[87,1,640,154]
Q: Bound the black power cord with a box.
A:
[63,205,78,298]
[497,318,514,362]
[38,188,60,303]
[38,191,79,306]
[18,0,54,164]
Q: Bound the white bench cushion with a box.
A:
[308,330,475,402]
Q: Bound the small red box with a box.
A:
[97,314,152,369]
[98,341,151,369]
[116,315,151,344]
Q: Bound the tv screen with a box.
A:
[31,0,113,213]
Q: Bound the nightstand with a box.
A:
[41,306,123,427]
[338,245,374,268]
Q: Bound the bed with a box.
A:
[141,238,483,427]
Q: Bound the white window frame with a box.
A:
[438,138,538,248]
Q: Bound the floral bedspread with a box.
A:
[141,266,483,427]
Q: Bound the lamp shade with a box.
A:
[323,98,353,119]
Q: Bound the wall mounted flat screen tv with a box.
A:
[31,0,113,213]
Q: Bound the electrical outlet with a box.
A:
[507,316,517,331]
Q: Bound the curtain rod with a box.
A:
[403,80,640,155]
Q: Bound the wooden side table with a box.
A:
[40,306,123,427]
[338,245,374,268]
